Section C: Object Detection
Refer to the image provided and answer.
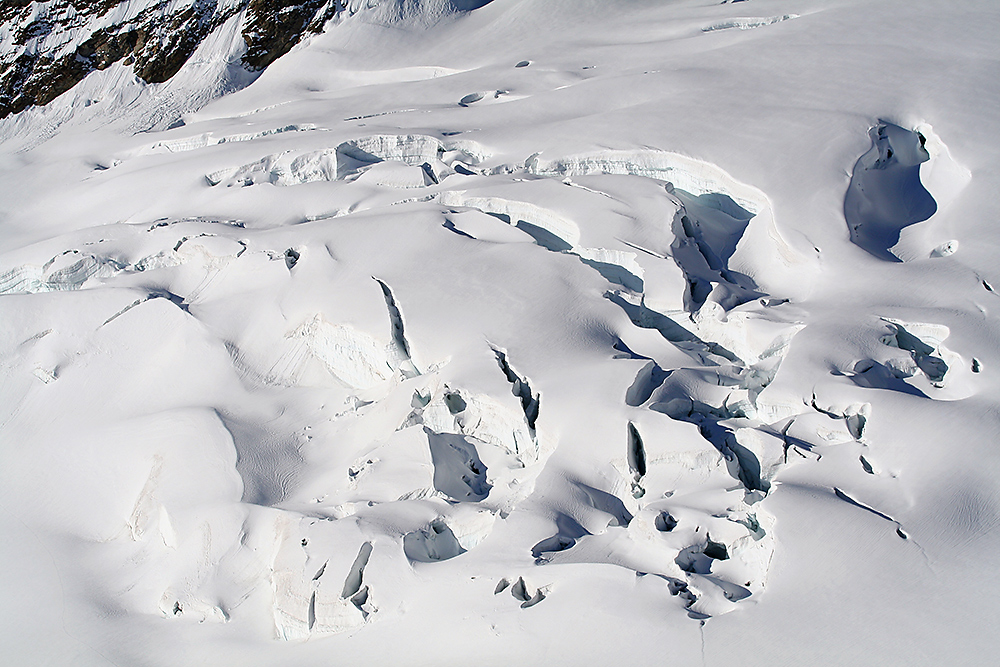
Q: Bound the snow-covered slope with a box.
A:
[0,0,494,147]
[2,1,999,665]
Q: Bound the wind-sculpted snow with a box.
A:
[2,2,998,664]
[0,250,125,294]
[0,131,818,629]
[877,318,962,391]
[1,120,980,637]
[25,128,824,623]
[206,134,488,186]
[524,150,767,215]
[139,124,318,155]
[702,15,799,33]
[438,192,581,249]
[438,192,650,292]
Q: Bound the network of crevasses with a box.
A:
[227,279,556,632]
[442,148,780,316]
[488,151,885,619]
[433,152,800,618]
[589,296,837,618]
[395,373,555,564]
[0,131,816,623]
[9,138,803,623]
[9,131,959,630]
[231,313,556,636]
[532,317,798,617]
[597,255,797,616]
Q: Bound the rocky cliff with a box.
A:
[0,0,340,119]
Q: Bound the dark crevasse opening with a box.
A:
[844,121,937,261]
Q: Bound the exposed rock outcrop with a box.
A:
[0,0,339,119]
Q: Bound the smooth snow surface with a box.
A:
[2,1,1000,666]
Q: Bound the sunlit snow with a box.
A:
[2,1,999,665]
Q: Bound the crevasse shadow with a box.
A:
[425,428,491,502]
[844,121,937,261]
[671,190,763,312]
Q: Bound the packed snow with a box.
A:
[2,0,999,665]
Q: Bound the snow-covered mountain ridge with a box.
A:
[0,0,341,119]
[0,0,494,142]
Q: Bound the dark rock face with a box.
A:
[242,0,339,70]
[0,0,340,119]
[0,0,497,121]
